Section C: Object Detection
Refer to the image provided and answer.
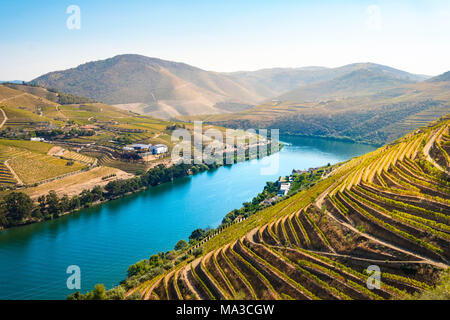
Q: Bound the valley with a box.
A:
[122,116,449,301]
[0,55,449,301]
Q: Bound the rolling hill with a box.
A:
[30,55,429,119]
[120,115,449,301]
[428,71,450,83]
[227,62,429,100]
[189,71,450,146]
[275,69,414,102]
[0,83,262,193]
[30,54,264,119]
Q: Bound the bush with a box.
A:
[174,240,188,251]
[192,247,203,257]
[106,286,126,300]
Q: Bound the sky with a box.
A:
[0,0,449,80]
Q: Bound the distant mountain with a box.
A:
[0,80,24,84]
[275,69,413,102]
[187,79,450,145]
[2,83,95,104]
[30,54,264,119]
[227,63,430,100]
[428,70,450,82]
[30,55,430,119]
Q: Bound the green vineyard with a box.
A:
[0,141,87,186]
[127,116,450,300]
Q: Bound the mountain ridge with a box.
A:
[275,68,414,102]
[30,55,431,119]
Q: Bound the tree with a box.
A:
[107,286,125,300]
[46,190,61,216]
[59,195,70,212]
[192,247,203,257]
[4,192,34,223]
[80,189,94,206]
[189,228,205,241]
[174,240,188,251]
[91,284,106,300]
[92,186,104,202]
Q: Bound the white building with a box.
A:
[277,182,291,197]
[30,137,45,142]
[131,143,151,150]
[151,144,168,154]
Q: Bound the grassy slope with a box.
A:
[184,81,450,145]
[126,115,449,300]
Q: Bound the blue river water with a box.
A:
[0,135,375,299]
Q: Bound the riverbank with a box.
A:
[69,163,328,299]
[281,132,382,147]
[0,136,376,299]
[0,143,282,231]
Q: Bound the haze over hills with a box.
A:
[275,69,415,102]
[227,62,430,100]
[428,71,450,83]
[0,80,23,84]
[187,70,450,145]
[30,55,431,119]
[30,54,264,119]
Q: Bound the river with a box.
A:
[0,135,375,299]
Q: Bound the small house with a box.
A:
[151,144,168,154]
[30,137,45,142]
[131,143,152,151]
[277,182,291,197]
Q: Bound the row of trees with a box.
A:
[0,186,104,228]
[0,163,219,229]
[104,163,215,198]
[35,128,95,139]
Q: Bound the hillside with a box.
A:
[30,54,264,119]
[30,56,429,119]
[428,71,450,83]
[226,63,429,100]
[122,115,449,300]
[2,83,96,104]
[189,72,450,145]
[0,84,261,195]
[275,69,413,102]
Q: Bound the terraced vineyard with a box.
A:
[61,150,97,165]
[0,160,17,187]
[0,140,87,186]
[128,116,449,300]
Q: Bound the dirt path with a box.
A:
[316,196,447,268]
[313,171,448,269]
[4,159,23,185]
[423,128,446,173]
[0,93,30,128]
[306,250,429,265]
[55,105,69,120]
[0,93,27,105]
[0,107,7,129]
[25,166,133,200]
[181,263,201,299]
[47,146,65,156]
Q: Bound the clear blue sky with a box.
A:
[1,0,449,80]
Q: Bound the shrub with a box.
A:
[192,247,203,257]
